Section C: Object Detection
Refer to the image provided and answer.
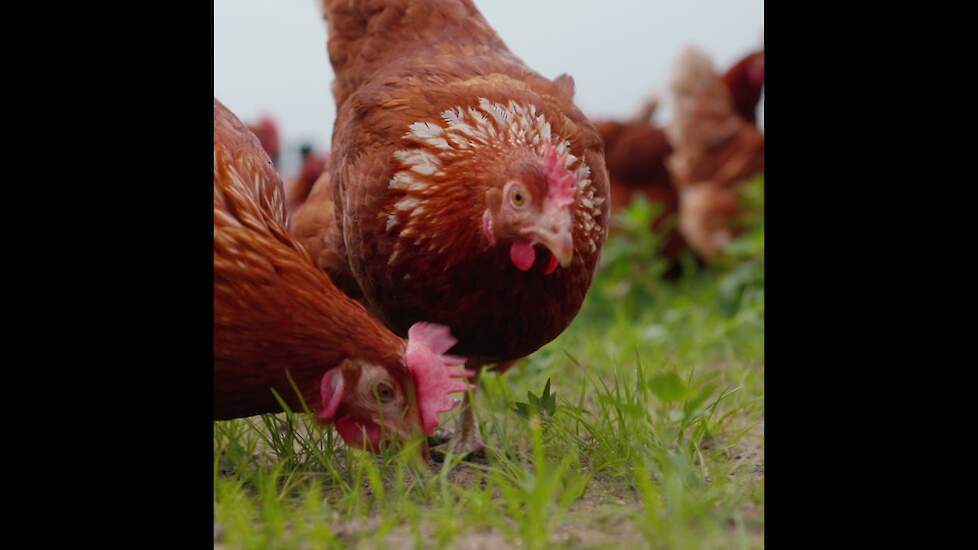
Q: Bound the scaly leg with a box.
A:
[447,389,484,456]
[430,358,521,459]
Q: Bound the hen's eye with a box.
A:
[511,191,526,207]
[375,382,396,403]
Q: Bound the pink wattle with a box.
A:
[510,239,536,271]
[335,416,382,452]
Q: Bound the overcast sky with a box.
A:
[215,0,763,177]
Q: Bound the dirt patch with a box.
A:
[374,526,513,550]
[330,515,512,549]
[333,516,645,549]
[721,419,763,484]
[552,506,645,548]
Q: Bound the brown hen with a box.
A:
[214,98,472,454]
[665,47,764,260]
[296,0,610,452]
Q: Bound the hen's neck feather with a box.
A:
[381,97,604,274]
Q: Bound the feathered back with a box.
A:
[321,0,509,107]
[215,101,288,229]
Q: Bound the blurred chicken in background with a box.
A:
[665,46,764,261]
[595,44,764,267]
[594,98,687,274]
[285,144,329,215]
[247,116,282,167]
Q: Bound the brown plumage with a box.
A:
[214,98,471,453]
[292,0,610,453]
[288,166,364,300]
[312,0,609,365]
[665,48,764,260]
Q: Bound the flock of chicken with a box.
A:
[215,0,764,460]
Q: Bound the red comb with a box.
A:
[404,323,474,435]
[543,143,577,209]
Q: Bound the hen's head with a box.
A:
[385,99,603,277]
[480,142,576,274]
[317,323,473,454]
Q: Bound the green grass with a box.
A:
[214,176,765,549]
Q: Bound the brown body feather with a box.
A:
[214,98,404,419]
[318,0,610,364]
[288,168,364,300]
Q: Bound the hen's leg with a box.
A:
[446,389,484,456]
[430,359,521,459]
[430,364,486,459]
[444,357,524,456]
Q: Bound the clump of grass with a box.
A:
[214,177,765,548]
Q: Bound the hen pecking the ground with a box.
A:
[214,98,472,456]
